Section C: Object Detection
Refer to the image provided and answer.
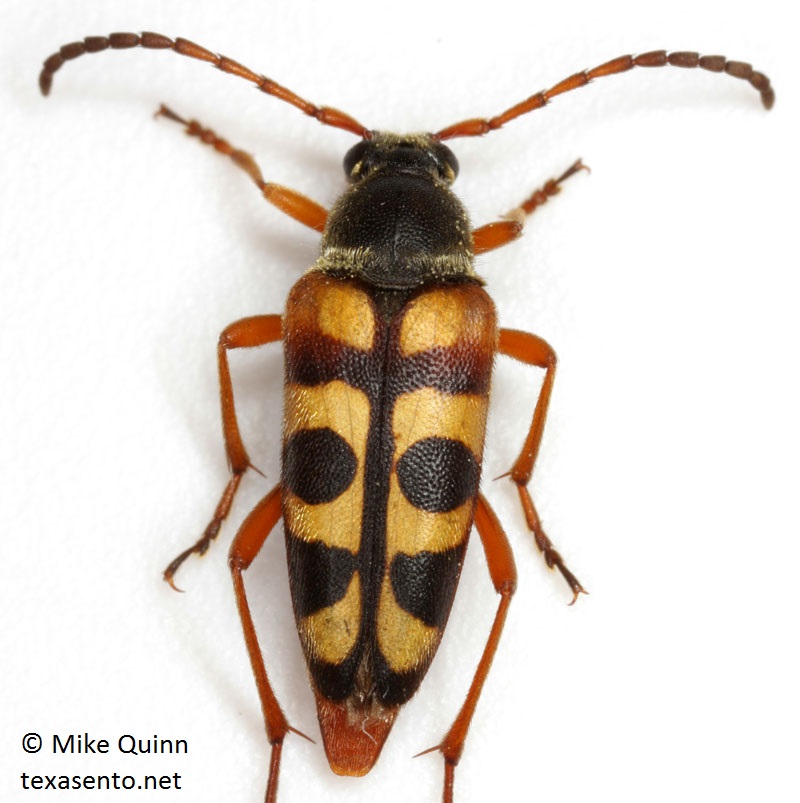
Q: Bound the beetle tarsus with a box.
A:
[543,542,588,604]
[558,157,591,182]
[473,159,588,255]
[511,157,589,218]
[162,520,221,591]
[513,481,587,603]
[153,103,184,124]
[162,544,199,592]
[163,470,255,590]
[155,103,267,186]
[162,469,247,589]
[562,568,589,606]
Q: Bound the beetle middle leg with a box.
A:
[499,328,586,603]
[164,314,282,589]
[229,483,311,803]
[422,493,517,803]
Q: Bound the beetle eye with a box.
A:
[343,140,369,178]
[435,143,459,181]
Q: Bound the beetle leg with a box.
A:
[155,105,329,232]
[163,314,282,590]
[229,483,311,803]
[498,328,587,603]
[472,160,587,255]
[423,493,517,803]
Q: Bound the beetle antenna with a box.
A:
[434,50,774,140]
[39,32,370,138]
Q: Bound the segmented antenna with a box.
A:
[435,50,774,140]
[39,32,370,138]
[39,37,773,143]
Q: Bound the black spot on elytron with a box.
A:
[395,437,480,513]
[389,545,466,629]
[285,535,358,619]
[285,534,362,701]
[372,544,469,706]
[397,344,493,396]
[308,651,363,702]
[283,427,357,505]
[373,662,423,707]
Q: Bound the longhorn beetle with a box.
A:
[40,33,773,803]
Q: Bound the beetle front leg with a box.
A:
[156,105,329,232]
[164,314,282,589]
[424,494,517,803]
[229,483,311,803]
[498,328,587,603]
[471,160,587,255]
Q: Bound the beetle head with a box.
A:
[343,133,459,185]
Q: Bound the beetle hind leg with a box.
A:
[420,494,516,803]
[229,484,312,803]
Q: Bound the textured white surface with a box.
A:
[2,1,798,801]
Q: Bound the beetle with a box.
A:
[39,33,773,803]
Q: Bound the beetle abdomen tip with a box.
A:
[314,692,398,776]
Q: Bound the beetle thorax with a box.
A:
[316,132,475,289]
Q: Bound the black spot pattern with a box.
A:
[282,274,496,709]
[389,546,466,628]
[285,537,358,619]
[283,427,357,504]
[396,437,480,513]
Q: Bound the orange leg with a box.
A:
[424,494,517,803]
[472,160,587,255]
[229,484,310,803]
[164,314,282,589]
[498,328,586,603]
[156,105,329,232]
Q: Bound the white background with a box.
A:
[2,1,798,802]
